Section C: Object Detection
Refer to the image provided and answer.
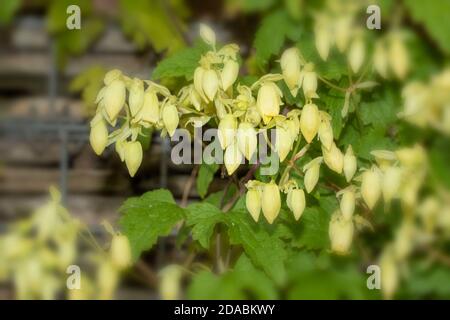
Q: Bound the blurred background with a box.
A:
[0,0,449,300]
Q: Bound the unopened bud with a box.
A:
[318,119,333,150]
[287,188,306,220]
[339,188,356,220]
[224,142,243,175]
[361,167,381,210]
[218,114,237,150]
[329,210,354,254]
[162,104,179,137]
[110,233,132,270]
[139,90,160,123]
[348,36,365,73]
[221,60,239,91]
[257,83,282,123]
[246,188,262,222]
[343,145,357,182]
[300,103,320,143]
[280,48,302,92]
[124,141,143,177]
[261,182,281,224]
[382,166,402,204]
[128,78,144,116]
[104,79,126,122]
[237,122,257,160]
[322,142,343,174]
[389,34,409,79]
[90,118,108,156]
[275,126,293,162]
[304,157,322,193]
[202,69,219,101]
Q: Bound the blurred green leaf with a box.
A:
[119,189,185,260]
[152,41,209,80]
[404,0,450,55]
[0,0,21,25]
[187,254,278,299]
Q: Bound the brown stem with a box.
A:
[181,165,199,207]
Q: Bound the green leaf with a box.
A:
[321,90,345,139]
[196,163,219,198]
[360,88,398,129]
[0,0,20,25]
[187,254,278,299]
[185,202,226,249]
[226,210,287,284]
[404,0,450,54]
[119,189,185,260]
[404,262,450,298]
[254,10,293,69]
[152,42,209,80]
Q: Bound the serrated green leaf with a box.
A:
[226,210,287,284]
[152,42,209,80]
[119,189,185,260]
[186,202,226,248]
[196,163,219,198]
[404,0,450,54]
[360,88,398,129]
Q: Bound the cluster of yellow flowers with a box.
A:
[0,187,132,299]
[88,24,416,256]
[375,145,450,299]
[400,69,450,135]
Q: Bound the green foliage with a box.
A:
[69,66,106,115]
[196,163,219,199]
[253,10,298,69]
[152,42,209,80]
[118,0,187,53]
[404,0,450,55]
[185,202,226,249]
[119,189,186,260]
[187,254,278,299]
[0,0,21,25]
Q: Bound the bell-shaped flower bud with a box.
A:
[246,187,262,222]
[287,188,306,221]
[257,82,282,123]
[124,141,143,177]
[236,122,257,161]
[128,78,144,117]
[221,60,239,91]
[339,187,356,220]
[300,103,320,143]
[343,145,357,182]
[302,70,318,98]
[348,36,365,73]
[335,16,351,52]
[224,142,243,175]
[361,167,381,210]
[194,67,207,101]
[104,79,126,122]
[218,114,237,150]
[329,210,354,254]
[261,182,281,224]
[286,117,300,142]
[380,247,398,300]
[199,23,216,47]
[139,90,160,123]
[389,33,409,80]
[315,24,331,61]
[159,265,183,300]
[110,233,132,270]
[189,87,202,111]
[162,103,179,137]
[303,157,323,193]
[318,119,333,150]
[275,125,293,162]
[202,69,219,101]
[280,48,302,93]
[382,166,402,204]
[322,142,343,174]
[89,117,108,156]
[374,41,388,78]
